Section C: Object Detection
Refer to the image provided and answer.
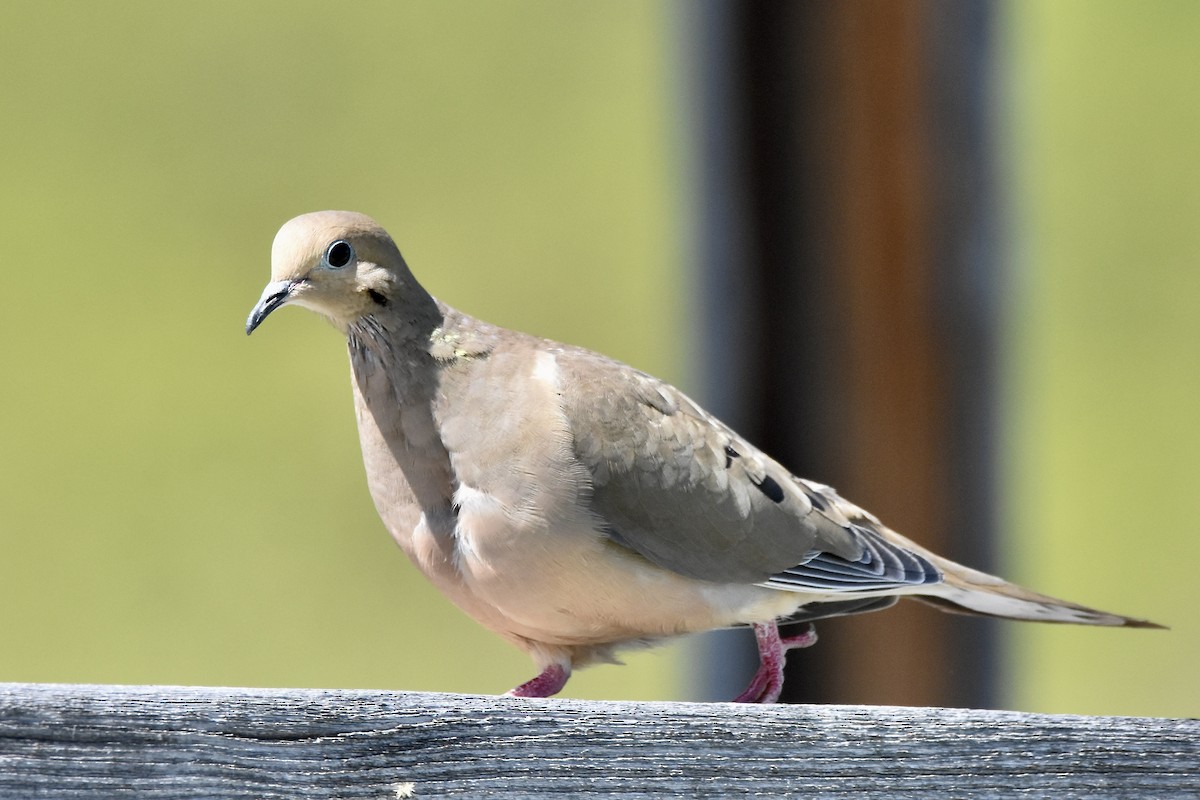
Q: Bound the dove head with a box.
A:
[246,210,422,335]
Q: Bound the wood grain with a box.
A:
[1,683,1196,798]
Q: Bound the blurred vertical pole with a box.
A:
[682,0,1001,707]
[678,0,763,700]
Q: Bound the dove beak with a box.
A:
[246,279,300,335]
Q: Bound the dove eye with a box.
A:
[325,240,355,269]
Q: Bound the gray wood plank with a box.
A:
[0,682,1196,798]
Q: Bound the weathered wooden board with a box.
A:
[0,683,1196,798]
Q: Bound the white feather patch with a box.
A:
[532,350,560,390]
[452,483,503,566]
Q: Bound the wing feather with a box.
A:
[557,347,875,583]
[765,524,941,592]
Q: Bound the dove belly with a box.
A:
[444,484,803,649]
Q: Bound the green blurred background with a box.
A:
[0,1,1194,717]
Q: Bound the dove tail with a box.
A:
[861,526,1164,628]
[915,555,1164,628]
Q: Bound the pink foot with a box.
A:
[507,664,570,698]
[732,622,817,703]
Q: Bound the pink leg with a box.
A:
[732,622,818,703]
[507,664,570,698]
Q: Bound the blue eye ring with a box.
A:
[325,239,355,269]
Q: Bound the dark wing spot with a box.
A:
[723,444,739,469]
[804,489,829,512]
[751,474,785,503]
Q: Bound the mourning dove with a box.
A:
[246,210,1161,702]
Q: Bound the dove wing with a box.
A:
[555,347,940,589]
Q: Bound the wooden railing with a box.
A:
[1,682,1195,798]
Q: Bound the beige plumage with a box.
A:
[247,210,1161,702]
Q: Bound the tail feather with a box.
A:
[871,528,1166,629]
[806,488,1164,629]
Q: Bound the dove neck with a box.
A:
[345,294,444,375]
[347,304,459,531]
